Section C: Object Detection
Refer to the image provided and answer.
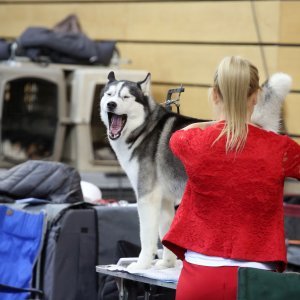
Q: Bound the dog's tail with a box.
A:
[251,73,292,133]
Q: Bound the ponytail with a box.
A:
[212,56,259,152]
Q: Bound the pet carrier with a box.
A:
[0,62,67,167]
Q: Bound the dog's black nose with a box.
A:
[107,101,117,110]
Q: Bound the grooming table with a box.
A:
[96,260,179,300]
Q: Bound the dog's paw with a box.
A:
[127,261,152,271]
[154,259,176,269]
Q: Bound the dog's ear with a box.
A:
[137,73,151,96]
[107,71,116,83]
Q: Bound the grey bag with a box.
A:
[0,160,84,204]
[95,205,140,266]
[43,203,98,300]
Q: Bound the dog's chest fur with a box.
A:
[110,139,140,195]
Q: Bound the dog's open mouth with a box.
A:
[108,112,127,140]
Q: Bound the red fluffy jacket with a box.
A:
[162,122,300,272]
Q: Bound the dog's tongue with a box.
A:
[110,115,123,135]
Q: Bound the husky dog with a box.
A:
[100,71,292,270]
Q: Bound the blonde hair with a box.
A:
[212,56,259,152]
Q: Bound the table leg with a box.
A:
[115,277,122,300]
[144,284,151,300]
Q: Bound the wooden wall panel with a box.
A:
[283,94,300,136]
[278,48,300,91]
[292,138,300,145]
[118,43,278,85]
[279,1,300,43]
[278,1,300,139]
[152,85,213,120]
[0,1,280,43]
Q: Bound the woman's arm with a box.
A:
[283,136,300,180]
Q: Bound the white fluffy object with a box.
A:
[252,72,292,132]
[80,181,102,203]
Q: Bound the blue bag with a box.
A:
[0,205,45,300]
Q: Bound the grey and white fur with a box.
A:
[100,71,292,270]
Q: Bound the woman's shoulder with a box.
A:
[248,123,292,148]
[248,123,284,138]
[181,121,217,131]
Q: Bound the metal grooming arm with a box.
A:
[164,85,185,114]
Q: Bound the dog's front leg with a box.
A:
[127,191,162,271]
[156,198,177,268]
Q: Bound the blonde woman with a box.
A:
[162,56,300,299]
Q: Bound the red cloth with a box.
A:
[162,122,300,272]
[175,261,238,300]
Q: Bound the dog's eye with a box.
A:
[123,95,130,99]
[106,92,112,96]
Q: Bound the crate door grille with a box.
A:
[1,77,58,162]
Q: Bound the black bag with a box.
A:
[0,39,10,60]
[18,27,116,66]
[284,197,300,271]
